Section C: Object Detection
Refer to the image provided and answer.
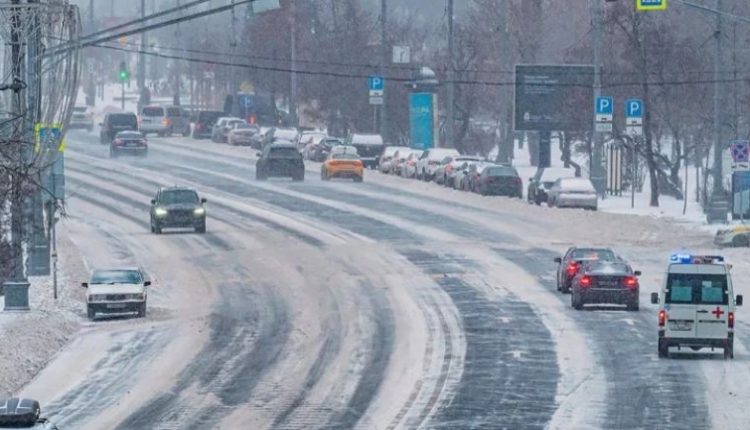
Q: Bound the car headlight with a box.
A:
[154,207,168,217]
[89,294,106,302]
[193,207,205,216]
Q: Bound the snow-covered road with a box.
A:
[13,129,750,429]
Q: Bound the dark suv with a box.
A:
[165,106,191,137]
[99,112,138,144]
[150,187,207,234]
[256,143,304,181]
[192,110,224,139]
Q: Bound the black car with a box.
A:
[313,138,343,162]
[191,110,224,139]
[554,247,617,293]
[256,143,305,181]
[110,131,147,158]
[99,112,138,144]
[150,187,207,234]
[570,260,641,311]
[473,165,523,197]
[0,398,58,429]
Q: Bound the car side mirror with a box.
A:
[201,198,207,204]
[634,270,642,277]
[553,257,562,264]
[650,292,659,305]
[81,282,88,288]
[737,294,743,306]
[150,199,156,205]
[256,152,261,157]
[98,122,103,126]
[144,281,151,287]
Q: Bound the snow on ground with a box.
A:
[0,223,88,396]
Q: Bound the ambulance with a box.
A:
[651,254,743,359]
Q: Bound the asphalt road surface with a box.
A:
[19,130,750,430]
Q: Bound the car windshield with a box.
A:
[570,249,615,261]
[91,270,143,284]
[109,114,136,126]
[160,190,199,204]
[485,166,518,176]
[332,153,359,160]
[142,107,164,116]
[585,261,630,275]
[665,274,729,305]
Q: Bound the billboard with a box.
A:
[514,65,595,132]
[410,92,435,150]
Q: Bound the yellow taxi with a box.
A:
[714,225,750,247]
[321,145,364,182]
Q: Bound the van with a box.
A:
[165,106,191,137]
[138,105,170,136]
[344,133,384,169]
[652,254,743,359]
[99,112,138,144]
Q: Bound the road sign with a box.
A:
[626,99,644,125]
[626,125,643,137]
[730,140,750,163]
[595,122,613,133]
[369,96,383,105]
[369,76,385,104]
[637,0,667,11]
[595,96,613,123]
[393,46,411,64]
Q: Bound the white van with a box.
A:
[651,254,743,359]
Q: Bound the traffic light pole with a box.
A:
[121,79,125,110]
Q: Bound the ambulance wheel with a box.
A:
[725,340,734,360]
[658,339,669,358]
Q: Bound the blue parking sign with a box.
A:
[595,97,613,115]
[369,76,384,91]
[626,99,643,118]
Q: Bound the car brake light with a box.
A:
[658,309,667,327]
[114,139,124,146]
[728,312,735,328]
[195,124,202,131]
[566,262,579,276]
[579,276,592,288]
[163,118,170,126]
[623,276,638,289]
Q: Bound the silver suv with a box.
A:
[138,105,170,136]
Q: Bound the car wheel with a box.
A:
[321,169,329,181]
[154,222,162,234]
[626,299,639,311]
[87,306,95,320]
[732,235,750,247]
[354,176,363,183]
[572,292,583,310]
[256,168,267,181]
[293,172,305,182]
[725,339,734,359]
[196,221,206,234]
[658,339,669,358]
[137,302,146,318]
[110,149,116,158]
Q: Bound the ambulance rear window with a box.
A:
[665,274,728,305]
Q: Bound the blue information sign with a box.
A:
[409,92,434,150]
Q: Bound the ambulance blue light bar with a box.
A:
[670,254,724,264]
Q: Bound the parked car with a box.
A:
[0,398,59,429]
[378,146,405,174]
[321,146,364,182]
[262,127,300,148]
[227,123,259,146]
[295,130,327,150]
[309,138,343,162]
[69,106,94,131]
[165,105,191,137]
[437,155,484,187]
[211,117,245,143]
[416,148,460,181]
[82,267,151,319]
[150,186,208,234]
[547,177,598,210]
[256,143,305,181]
[110,131,147,158]
[472,165,523,197]
[192,110,224,139]
[457,162,493,191]
[527,166,578,205]
[401,150,425,179]
[99,112,138,144]
[345,133,384,169]
[571,260,641,311]
[138,105,170,136]
[390,148,416,176]
[714,225,750,248]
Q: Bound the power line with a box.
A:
[96,42,750,89]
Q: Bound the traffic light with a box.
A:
[118,61,129,82]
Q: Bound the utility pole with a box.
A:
[174,0,182,105]
[380,0,388,140]
[137,0,147,109]
[591,0,605,197]
[289,0,298,126]
[712,0,724,198]
[87,0,96,105]
[445,0,455,149]
[5,0,30,303]
[229,0,237,113]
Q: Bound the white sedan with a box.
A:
[547,178,598,210]
[83,267,151,320]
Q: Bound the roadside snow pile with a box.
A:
[0,225,87,396]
